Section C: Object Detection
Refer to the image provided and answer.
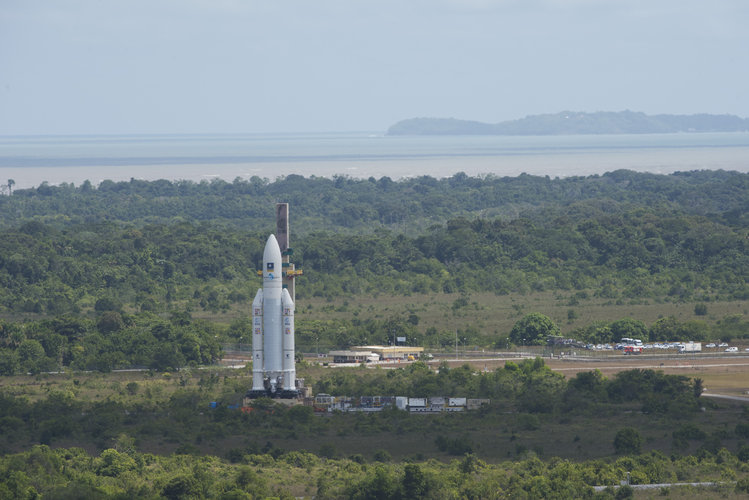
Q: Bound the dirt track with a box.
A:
[432,354,749,372]
[545,355,749,376]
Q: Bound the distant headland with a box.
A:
[386,111,749,136]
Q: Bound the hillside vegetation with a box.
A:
[387,111,749,135]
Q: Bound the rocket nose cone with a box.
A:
[265,233,278,250]
[264,234,281,257]
[263,234,282,274]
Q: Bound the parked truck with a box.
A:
[678,342,701,353]
[624,345,643,355]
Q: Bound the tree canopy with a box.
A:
[510,313,561,345]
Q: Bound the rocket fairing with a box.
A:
[250,234,297,398]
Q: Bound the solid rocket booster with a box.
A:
[251,289,264,392]
[251,234,296,396]
[281,287,296,391]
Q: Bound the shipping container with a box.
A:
[408,398,426,407]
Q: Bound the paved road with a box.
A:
[550,361,749,371]
[593,481,723,492]
[701,393,749,403]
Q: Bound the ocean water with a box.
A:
[1,132,748,189]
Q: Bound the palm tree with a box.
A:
[7,179,14,195]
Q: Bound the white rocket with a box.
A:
[250,234,297,397]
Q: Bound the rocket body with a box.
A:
[263,234,283,378]
[251,234,297,397]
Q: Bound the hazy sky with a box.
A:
[2,0,748,135]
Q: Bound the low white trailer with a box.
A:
[678,342,701,353]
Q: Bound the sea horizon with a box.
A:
[2,131,748,190]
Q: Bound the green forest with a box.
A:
[0,170,747,372]
[5,441,748,499]
[1,169,749,497]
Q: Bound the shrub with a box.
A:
[736,477,749,494]
[736,423,749,439]
[615,484,634,499]
[614,428,641,455]
[373,449,392,462]
[435,435,473,455]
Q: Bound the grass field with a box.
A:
[196,290,749,350]
[298,291,747,335]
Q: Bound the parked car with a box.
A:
[705,343,716,348]
[719,343,729,347]
[725,346,738,352]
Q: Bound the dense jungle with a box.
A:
[1,170,748,498]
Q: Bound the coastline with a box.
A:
[3,133,749,190]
